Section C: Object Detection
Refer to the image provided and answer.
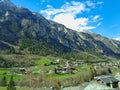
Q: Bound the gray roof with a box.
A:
[84,82,117,90]
[100,77,119,84]
[94,75,119,84]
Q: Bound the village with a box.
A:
[8,58,120,75]
[4,58,120,90]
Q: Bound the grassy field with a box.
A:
[0,69,10,75]
[0,57,91,80]
[32,58,56,72]
[0,68,23,81]
[0,57,93,88]
[0,74,22,80]
[0,57,92,87]
[0,86,31,90]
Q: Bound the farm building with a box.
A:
[94,75,119,88]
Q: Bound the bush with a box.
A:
[7,76,16,90]
[0,76,7,86]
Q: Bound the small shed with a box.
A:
[95,75,119,88]
[19,68,26,74]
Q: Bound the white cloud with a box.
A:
[40,1,103,31]
[93,15,100,22]
[114,37,120,41]
[86,1,96,8]
[114,34,120,41]
[40,0,49,4]
[86,1,104,8]
[97,22,102,27]
[53,13,88,31]
[61,1,87,15]
[96,1,104,5]
[79,26,96,31]
[92,15,103,22]
[41,1,86,19]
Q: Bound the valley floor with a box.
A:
[0,56,120,90]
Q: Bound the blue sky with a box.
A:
[11,0,120,40]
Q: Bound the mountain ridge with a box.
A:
[0,0,120,58]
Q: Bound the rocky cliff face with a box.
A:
[0,0,120,58]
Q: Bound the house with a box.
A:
[83,81,116,90]
[19,68,26,74]
[94,75,119,88]
[49,70,55,74]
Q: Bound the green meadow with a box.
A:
[0,57,91,80]
[0,87,30,90]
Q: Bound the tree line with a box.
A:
[0,76,16,90]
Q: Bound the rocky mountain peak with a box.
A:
[0,0,120,58]
[0,0,15,7]
[0,0,11,3]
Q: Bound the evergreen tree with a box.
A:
[7,76,16,90]
[0,76,7,86]
[108,68,112,74]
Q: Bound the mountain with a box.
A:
[0,0,120,58]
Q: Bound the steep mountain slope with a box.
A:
[0,0,120,58]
